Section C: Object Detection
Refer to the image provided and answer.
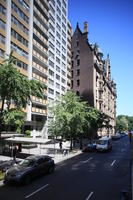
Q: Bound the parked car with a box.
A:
[112,133,121,140]
[4,155,55,185]
[82,142,96,152]
[96,137,112,152]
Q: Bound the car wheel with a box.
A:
[48,166,54,174]
[23,175,31,185]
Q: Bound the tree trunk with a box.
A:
[70,135,73,151]
[80,135,83,149]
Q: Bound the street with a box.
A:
[0,135,131,200]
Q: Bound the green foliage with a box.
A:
[25,130,31,137]
[4,109,26,133]
[116,115,129,132]
[0,52,46,134]
[49,91,100,149]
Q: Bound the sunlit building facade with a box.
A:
[0,0,49,136]
[71,22,117,136]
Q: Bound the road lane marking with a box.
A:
[111,160,116,166]
[25,184,49,199]
[86,191,94,200]
[83,157,93,163]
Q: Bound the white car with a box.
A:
[96,137,112,152]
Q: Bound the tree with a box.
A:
[116,115,128,133]
[49,91,100,150]
[0,52,46,136]
[49,91,87,150]
[4,109,26,133]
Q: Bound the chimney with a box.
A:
[83,22,88,34]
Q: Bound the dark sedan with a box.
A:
[4,155,55,185]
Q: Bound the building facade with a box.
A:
[0,0,71,138]
[48,0,69,121]
[0,0,49,136]
[71,22,117,136]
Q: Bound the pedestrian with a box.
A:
[13,146,17,163]
[128,131,132,143]
[59,140,62,150]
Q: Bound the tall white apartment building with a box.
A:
[48,0,68,121]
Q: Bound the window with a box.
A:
[77,79,80,86]
[49,13,55,24]
[62,30,66,39]
[62,62,66,69]
[49,51,54,59]
[76,41,79,47]
[11,29,28,47]
[49,32,55,42]
[61,86,65,92]
[62,14,66,23]
[49,69,54,77]
[57,6,61,15]
[50,4,55,15]
[50,0,55,6]
[0,19,5,29]
[56,82,60,89]
[56,66,60,72]
[56,74,60,80]
[62,46,66,54]
[62,23,66,31]
[13,59,28,70]
[62,54,66,61]
[62,38,66,46]
[49,23,55,32]
[56,91,60,96]
[48,78,54,86]
[0,4,6,15]
[71,70,73,78]
[0,49,5,58]
[56,15,61,23]
[56,40,60,48]
[76,91,80,96]
[62,7,66,16]
[72,60,74,68]
[11,42,28,59]
[0,34,5,44]
[71,80,73,88]
[77,59,80,66]
[56,57,60,64]
[57,0,61,7]
[11,2,29,24]
[62,78,66,84]
[18,0,29,12]
[56,23,61,32]
[77,69,80,76]
[48,88,54,95]
[49,60,54,68]
[56,31,61,39]
[11,16,29,35]
[56,49,60,56]
[62,70,66,76]
[49,42,55,50]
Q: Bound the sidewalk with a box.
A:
[0,142,82,186]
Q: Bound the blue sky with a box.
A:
[68,0,133,116]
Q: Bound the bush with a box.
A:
[25,130,31,137]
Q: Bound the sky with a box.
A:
[68,0,133,116]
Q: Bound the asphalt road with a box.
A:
[0,135,131,200]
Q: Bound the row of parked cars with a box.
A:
[82,137,112,153]
[82,132,127,153]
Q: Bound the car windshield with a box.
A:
[19,159,35,167]
[97,140,107,145]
